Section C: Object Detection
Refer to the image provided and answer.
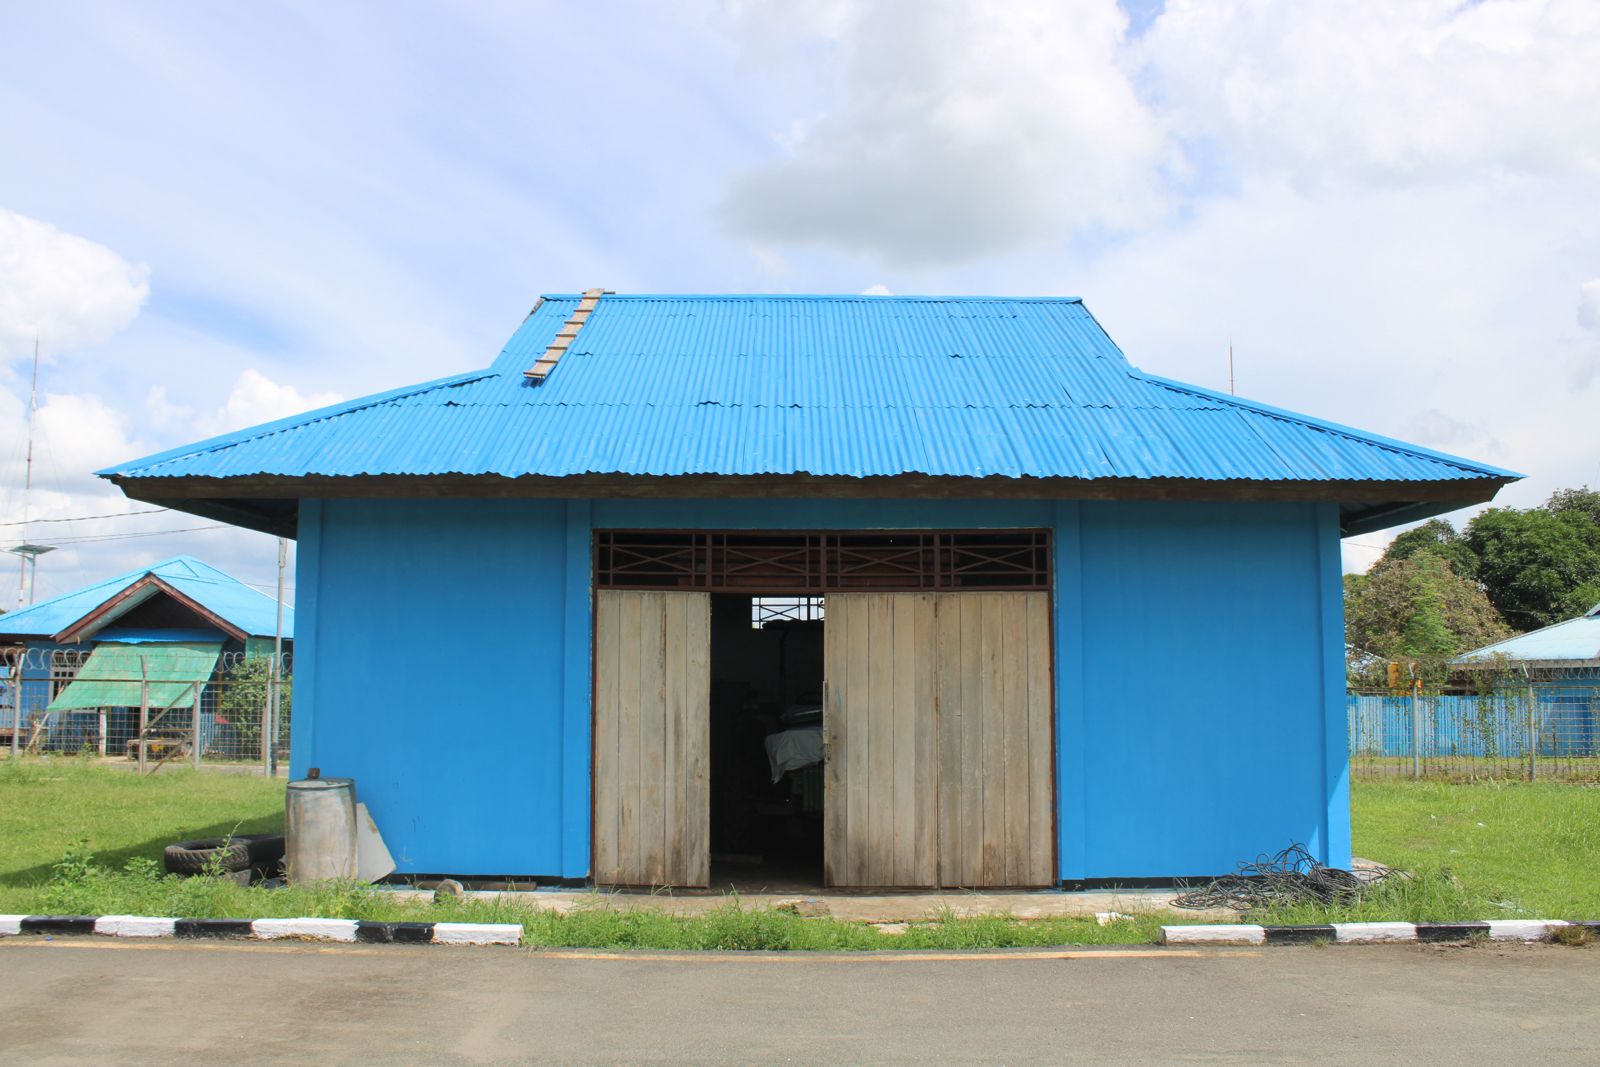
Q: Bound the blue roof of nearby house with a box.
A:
[0,556,291,642]
[1457,603,1600,667]
[99,295,1518,535]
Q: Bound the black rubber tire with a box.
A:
[237,834,286,867]
[163,838,252,875]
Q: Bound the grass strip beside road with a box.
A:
[9,864,1171,950]
[2,759,1598,947]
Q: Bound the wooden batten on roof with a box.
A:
[525,288,606,384]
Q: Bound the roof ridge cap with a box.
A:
[535,292,1085,303]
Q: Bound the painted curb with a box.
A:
[432,922,524,945]
[1162,923,1266,945]
[94,916,177,938]
[252,918,360,942]
[1486,919,1567,941]
[1333,921,1415,943]
[1162,920,1593,946]
[0,914,525,947]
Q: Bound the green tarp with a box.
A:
[46,642,222,712]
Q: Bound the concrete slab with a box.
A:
[380,886,1233,923]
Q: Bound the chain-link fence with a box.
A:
[1348,679,1600,782]
[1,646,291,775]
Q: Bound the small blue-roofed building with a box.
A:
[1455,603,1600,758]
[101,293,1518,887]
[0,556,292,755]
[1456,603,1600,673]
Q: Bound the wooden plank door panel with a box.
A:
[935,591,1053,889]
[593,589,710,888]
[824,592,937,888]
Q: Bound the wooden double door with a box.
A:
[592,589,1054,889]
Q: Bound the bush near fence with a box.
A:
[1,647,290,773]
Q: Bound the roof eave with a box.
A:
[109,471,1515,538]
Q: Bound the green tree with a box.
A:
[1546,486,1600,527]
[216,658,292,757]
[1376,517,1479,578]
[1464,504,1600,630]
[1344,554,1511,680]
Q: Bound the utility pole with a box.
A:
[10,340,52,606]
[268,536,287,777]
[1228,340,1235,396]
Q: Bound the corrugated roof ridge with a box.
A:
[1134,371,1523,479]
[537,293,1086,303]
[100,370,495,477]
[157,557,275,596]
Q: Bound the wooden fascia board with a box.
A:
[53,574,250,644]
[110,472,1514,507]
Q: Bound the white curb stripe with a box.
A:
[1332,922,1416,943]
[251,918,360,942]
[432,922,523,945]
[1486,919,1565,941]
[0,916,23,937]
[94,916,177,938]
[1160,925,1265,945]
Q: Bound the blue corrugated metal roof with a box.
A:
[0,557,292,641]
[100,295,1519,485]
[1457,604,1600,666]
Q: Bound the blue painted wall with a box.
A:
[293,496,1350,880]
[292,498,584,875]
[1059,501,1349,877]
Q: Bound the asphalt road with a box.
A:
[1,939,1597,1065]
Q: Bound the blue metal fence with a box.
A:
[1348,686,1600,780]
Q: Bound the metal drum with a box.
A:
[285,777,358,883]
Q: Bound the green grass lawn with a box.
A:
[1340,780,1600,921]
[0,758,284,896]
[1,756,1596,947]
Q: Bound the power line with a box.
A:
[7,524,232,547]
[0,508,170,528]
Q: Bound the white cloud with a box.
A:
[859,283,892,296]
[0,376,293,607]
[1078,174,1600,541]
[144,385,190,429]
[0,209,149,360]
[32,392,142,485]
[723,0,1600,266]
[722,0,1168,265]
[1141,0,1600,187]
[205,369,341,436]
[1580,279,1600,333]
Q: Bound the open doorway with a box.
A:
[708,594,825,891]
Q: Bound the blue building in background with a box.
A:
[1455,603,1600,758]
[101,294,1517,886]
[0,556,293,756]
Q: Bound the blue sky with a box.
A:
[1,0,1598,605]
